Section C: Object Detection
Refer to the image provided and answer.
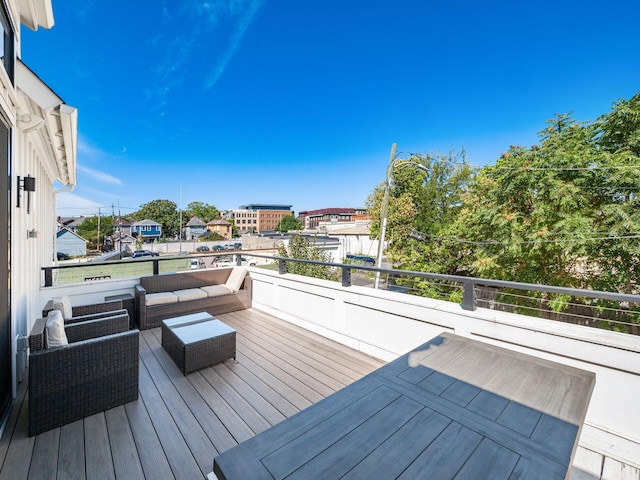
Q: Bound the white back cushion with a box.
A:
[51,295,73,320]
[46,310,69,347]
[225,267,248,292]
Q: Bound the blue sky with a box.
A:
[22,0,640,217]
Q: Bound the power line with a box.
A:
[488,165,640,171]
[409,230,640,247]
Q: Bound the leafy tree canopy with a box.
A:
[277,234,339,281]
[76,215,114,251]
[135,199,179,238]
[275,215,302,232]
[366,149,476,276]
[184,201,219,223]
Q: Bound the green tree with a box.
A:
[277,234,340,281]
[275,215,302,232]
[587,92,640,296]
[455,114,600,287]
[184,201,219,223]
[452,100,640,330]
[366,149,476,276]
[76,215,114,251]
[135,199,180,238]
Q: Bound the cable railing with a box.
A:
[42,251,640,335]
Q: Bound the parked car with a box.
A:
[213,245,226,251]
[190,259,203,270]
[56,252,70,260]
[132,250,159,258]
[346,254,376,266]
[195,245,210,252]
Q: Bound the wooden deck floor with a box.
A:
[1,308,638,480]
[0,308,384,480]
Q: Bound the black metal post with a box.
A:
[462,281,476,311]
[341,266,352,287]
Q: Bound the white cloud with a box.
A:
[204,0,266,89]
[77,164,123,185]
[55,192,103,216]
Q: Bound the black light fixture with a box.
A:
[17,175,36,214]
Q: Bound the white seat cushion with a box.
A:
[46,310,69,347]
[51,295,73,320]
[146,292,179,306]
[174,288,208,302]
[225,267,248,292]
[201,284,233,297]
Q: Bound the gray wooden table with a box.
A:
[213,332,595,479]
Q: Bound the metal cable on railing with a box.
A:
[42,251,640,335]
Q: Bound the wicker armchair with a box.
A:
[28,311,139,436]
[42,298,124,323]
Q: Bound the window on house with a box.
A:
[0,6,14,81]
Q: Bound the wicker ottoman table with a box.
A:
[161,314,236,375]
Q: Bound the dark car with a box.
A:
[56,252,70,260]
[213,245,226,251]
[132,250,159,258]
[196,245,210,252]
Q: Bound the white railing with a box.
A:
[38,262,640,469]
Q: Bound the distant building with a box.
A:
[298,208,368,230]
[56,228,87,257]
[113,217,133,236]
[185,216,207,240]
[131,219,162,242]
[57,216,85,233]
[207,219,232,239]
[226,204,294,234]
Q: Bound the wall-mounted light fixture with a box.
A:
[17,175,36,214]
[27,229,38,239]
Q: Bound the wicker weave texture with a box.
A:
[136,272,252,330]
[162,320,236,375]
[28,316,139,436]
[42,299,123,318]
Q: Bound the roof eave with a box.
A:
[17,0,54,31]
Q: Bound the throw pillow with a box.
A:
[225,267,248,292]
[51,295,73,320]
[45,310,69,347]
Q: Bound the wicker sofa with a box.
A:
[135,267,252,330]
[28,311,139,436]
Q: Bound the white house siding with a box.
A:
[56,230,87,256]
[6,0,78,403]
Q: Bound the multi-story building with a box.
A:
[226,204,294,234]
[298,207,368,230]
[131,219,162,242]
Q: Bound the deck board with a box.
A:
[214,332,595,480]
[0,307,626,480]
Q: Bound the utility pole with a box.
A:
[374,143,397,289]
[97,207,101,252]
[179,185,183,253]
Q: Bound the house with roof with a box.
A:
[207,219,232,239]
[131,219,162,242]
[56,228,87,257]
[185,216,207,240]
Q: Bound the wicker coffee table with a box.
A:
[161,313,236,375]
